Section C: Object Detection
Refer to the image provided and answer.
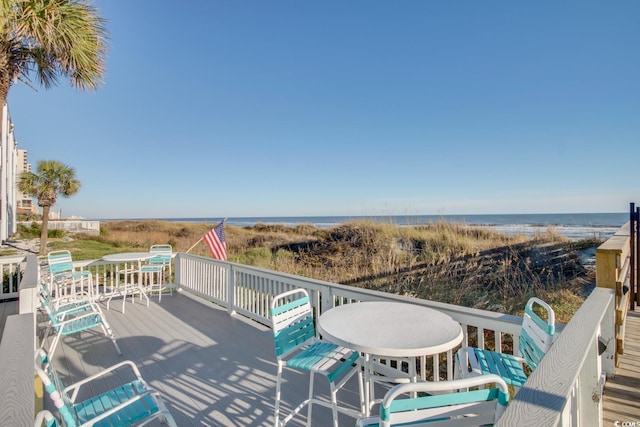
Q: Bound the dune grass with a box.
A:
[24,219,599,323]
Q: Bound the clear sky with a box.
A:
[7,1,640,219]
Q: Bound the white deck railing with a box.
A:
[0,255,26,301]
[176,252,527,381]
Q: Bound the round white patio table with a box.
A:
[317,301,463,415]
[102,252,156,313]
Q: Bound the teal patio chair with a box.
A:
[356,374,509,426]
[40,291,122,359]
[47,250,96,300]
[271,288,364,427]
[140,244,173,302]
[38,282,97,323]
[455,297,556,388]
[150,244,173,280]
[35,350,177,427]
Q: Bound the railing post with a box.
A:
[599,294,616,378]
[596,245,621,292]
[175,253,182,288]
[18,254,39,315]
[227,264,236,315]
[319,284,334,315]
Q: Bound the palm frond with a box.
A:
[2,0,108,96]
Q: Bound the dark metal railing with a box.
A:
[630,202,639,309]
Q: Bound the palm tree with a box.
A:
[0,0,108,107]
[18,160,81,254]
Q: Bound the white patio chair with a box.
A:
[455,297,555,388]
[47,250,97,300]
[271,288,364,427]
[356,374,509,426]
[35,349,177,427]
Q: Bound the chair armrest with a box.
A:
[53,302,102,321]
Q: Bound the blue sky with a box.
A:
[7,1,640,219]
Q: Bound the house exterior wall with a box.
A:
[0,104,19,242]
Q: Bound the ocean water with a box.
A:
[143,212,629,241]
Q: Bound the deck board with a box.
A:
[42,291,364,427]
[603,306,640,425]
[0,299,19,342]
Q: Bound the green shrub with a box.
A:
[48,229,65,238]
[233,248,273,268]
[17,222,40,238]
[16,222,65,238]
[3,270,20,294]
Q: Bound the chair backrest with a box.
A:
[148,244,172,265]
[270,289,316,359]
[47,250,74,276]
[360,374,510,427]
[519,297,555,370]
[34,350,78,427]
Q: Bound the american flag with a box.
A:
[204,220,227,260]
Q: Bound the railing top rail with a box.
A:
[0,254,28,264]
[597,221,631,253]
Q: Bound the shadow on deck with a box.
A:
[9,289,638,425]
[41,292,364,427]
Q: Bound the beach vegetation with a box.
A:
[16,222,65,239]
[45,219,601,323]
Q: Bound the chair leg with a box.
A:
[100,314,122,355]
[357,360,365,417]
[40,325,54,356]
[47,333,61,360]
[329,380,339,427]
[274,363,283,427]
[306,372,315,427]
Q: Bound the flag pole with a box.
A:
[185,238,203,254]
[185,218,228,254]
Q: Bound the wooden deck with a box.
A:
[2,291,635,425]
[603,306,640,424]
[39,292,364,427]
[0,299,18,341]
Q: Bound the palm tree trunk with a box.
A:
[40,206,50,255]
